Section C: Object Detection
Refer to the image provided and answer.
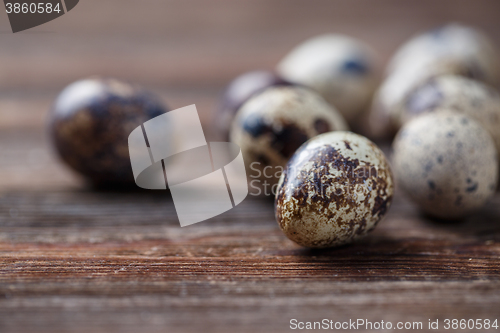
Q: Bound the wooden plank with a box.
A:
[1,187,500,332]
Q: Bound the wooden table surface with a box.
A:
[1,1,500,332]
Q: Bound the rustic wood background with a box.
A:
[1,1,500,332]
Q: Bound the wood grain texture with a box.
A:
[1,1,500,332]
[0,188,500,333]
[1,165,500,332]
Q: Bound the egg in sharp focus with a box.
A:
[392,112,498,219]
[49,78,169,186]
[275,131,394,248]
[277,34,378,126]
[230,86,348,190]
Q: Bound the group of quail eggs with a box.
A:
[217,23,500,248]
[48,23,500,249]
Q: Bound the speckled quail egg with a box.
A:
[277,34,378,125]
[275,131,394,248]
[392,112,498,219]
[369,55,495,139]
[387,23,499,84]
[214,70,293,140]
[368,23,499,140]
[49,78,168,185]
[396,75,500,154]
[230,86,348,189]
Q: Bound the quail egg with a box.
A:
[368,23,499,139]
[214,70,293,140]
[49,78,168,185]
[275,131,394,248]
[369,56,494,139]
[396,75,500,153]
[230,86,348,190]
[277,34,378,125]
[392,112,498,219]
[387,23,499,83]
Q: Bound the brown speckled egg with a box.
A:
[393,112,498,219]
[49,78,168,185]
[275,131,394,248]
[230,86,348,188]
[396,75,500,154]
[214,70,293,140]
